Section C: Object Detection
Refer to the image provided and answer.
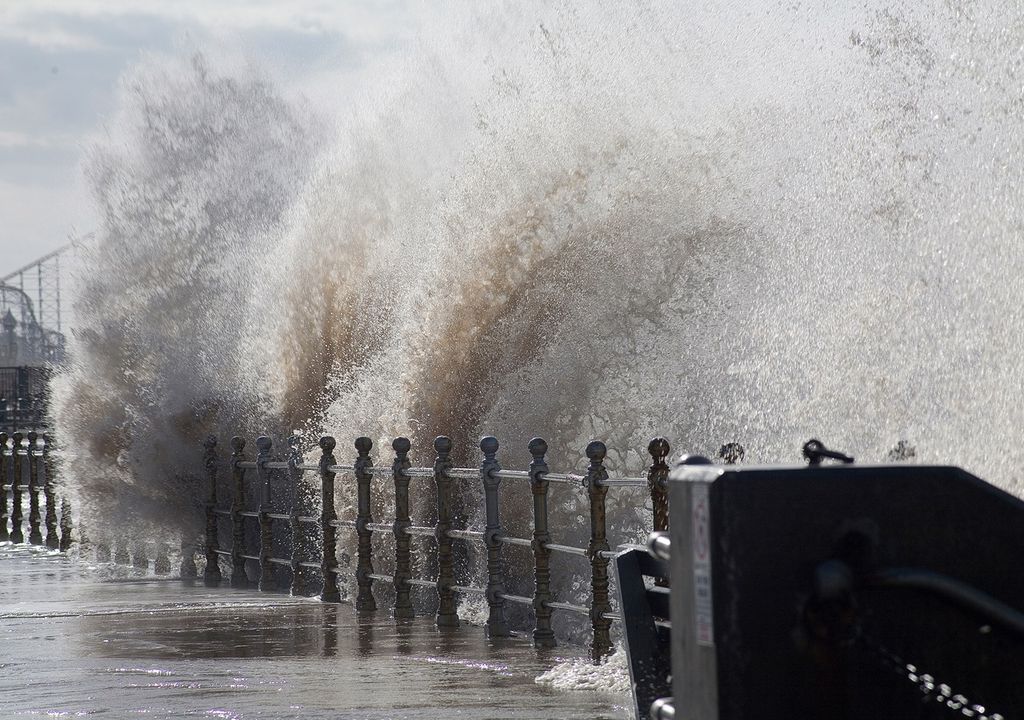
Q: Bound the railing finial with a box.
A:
[586,440,607,463]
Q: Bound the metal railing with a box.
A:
[192,433,675,661]
[0,430,70,550]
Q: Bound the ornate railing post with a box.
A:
[319,436,342,603]
[287,435,308,596]
[433,436,458,627]
[133,537,149,570]
[256,436,274,592]
[115,535,130,564]
[59,496,72,551]
[154,543,171,574]
[481,435,510,637]
[354,437,376,612]
[96,539,111,562]
[180,537,198,578]
[230,436,248,588]
[585,440,612,662]
[529,437,556,648]
[27,431,42,544]
[11,431,24,543]
[42,433,58,549]
[0,431,9,542]
[203,435,222,585]
[392,436,414,619]
[647,437,670,533]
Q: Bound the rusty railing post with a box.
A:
[287,434,308,596]
[585,440,612,662]
[42,433,58,549]
[203,435,222,585]
[319,436,342,603]
[230,436,248,587]
[392,436,414,619]
[256,436,274,592]
[27,431,42,544]
[0,431,8,542]
[11,431,24,543]
[354,436,376,612]
[648,437,670,534]
[481,435,510,637]
[59,496,72,551]
[529,437,556,648]
[433,435,458,627]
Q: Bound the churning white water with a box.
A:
[51,0,1024,638]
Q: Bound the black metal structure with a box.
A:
[615,546,671,720]
[0,367,50,434]
[667,460,1024,720]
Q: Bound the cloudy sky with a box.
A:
[0,0,414,274]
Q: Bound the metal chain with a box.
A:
[857,632,1005,719]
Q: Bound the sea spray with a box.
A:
[53,1,1024,646]
[53,52,324,528]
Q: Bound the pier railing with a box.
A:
[0,431,71,550]
[193,433,674,661]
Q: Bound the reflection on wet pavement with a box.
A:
[0,544,629,719]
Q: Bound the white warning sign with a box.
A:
[692,482,714,647]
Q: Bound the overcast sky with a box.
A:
[0,0,413,274]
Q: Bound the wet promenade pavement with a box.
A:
[0,544,629,719]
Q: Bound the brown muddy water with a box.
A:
[0,544,630,719]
